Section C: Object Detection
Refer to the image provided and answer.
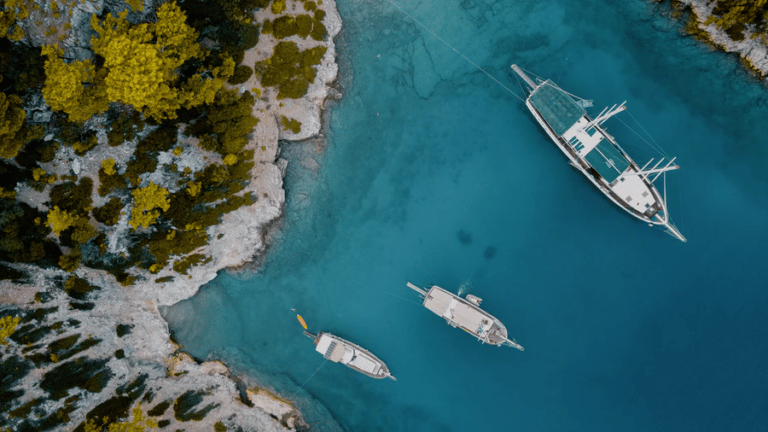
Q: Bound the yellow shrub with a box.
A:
[0,92,27,158]
[186,181,201,197]
[102,158,117,175]
[46,206,77,234]
[272,0,286,14]
[130,182,170,229]
[41,46,109,122]
[33,167,47,181]
[0,315,21,345]
[223,154,238,165]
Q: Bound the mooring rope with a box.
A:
[381,0,526,102]
[383,291,423,306]
[291,358,329,398]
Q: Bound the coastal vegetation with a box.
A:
[262,8,327,41]
[281,115,302,133]
[1,0,332,429]
[653,0,768,78]
[0,0,282,282]
[705,0,768,41]
[255,41,327,99]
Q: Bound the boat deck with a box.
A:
[424,287,495,337]
[314,333,391,379]
[533,86,631,184]
[528,81,586,136]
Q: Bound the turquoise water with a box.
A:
[163,0,768,430]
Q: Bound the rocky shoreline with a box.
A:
[0,0,342,430]
[661,0,768,78]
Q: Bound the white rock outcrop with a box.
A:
[677,0,768,77]
[1,0,342,430]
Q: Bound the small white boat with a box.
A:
[304,331,396,380]
[511,64,686,242]
[407,282,524,351]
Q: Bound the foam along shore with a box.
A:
[0,0,342,430]
[672,0,768,78]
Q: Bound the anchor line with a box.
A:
[383,291,423,306]
[290,358,329,399]
[381,0,526,103]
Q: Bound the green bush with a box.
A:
[64,275,100,300]
[116,324,134,337]
[50,177,93,213]
[185,89,258,156]
[107,110,144,147]
[98,168,127,197]
[311,9,327,41]
[297,14,313,38]
[59,248,81,272]
[254,41,327,99]
[40,357,112,400]
[173,253,209,274]
[0,263,24,281]
[144,228,209,272]
[93,197,124,226]
[238,22,261,51]
[269,14,315,40]
[72,134,99,156]
[281,115,302,133]
[707,0,768,40]
[174,390,219,422]
[228,65,253,85]
[124,152,158,187]
[262,19,274,35]
[1,198,58,265]
[272,15,298,39]
[148,400,171,417]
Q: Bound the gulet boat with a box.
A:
[511,65,686,242]
[407,282,524,351]
[304,331,396,380]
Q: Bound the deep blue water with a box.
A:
[163,0,768,430]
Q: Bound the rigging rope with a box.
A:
[615,116,669,158]
[381,0,526,102]
[627,111,670,159]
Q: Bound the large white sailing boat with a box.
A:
[511,65,686,242]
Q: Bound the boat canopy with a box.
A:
[529,81,586,136]
[349,354,378,374]
[583,139,630,183]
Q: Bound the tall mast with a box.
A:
[581,102,626,131]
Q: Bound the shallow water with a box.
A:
[164,0,768,430]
